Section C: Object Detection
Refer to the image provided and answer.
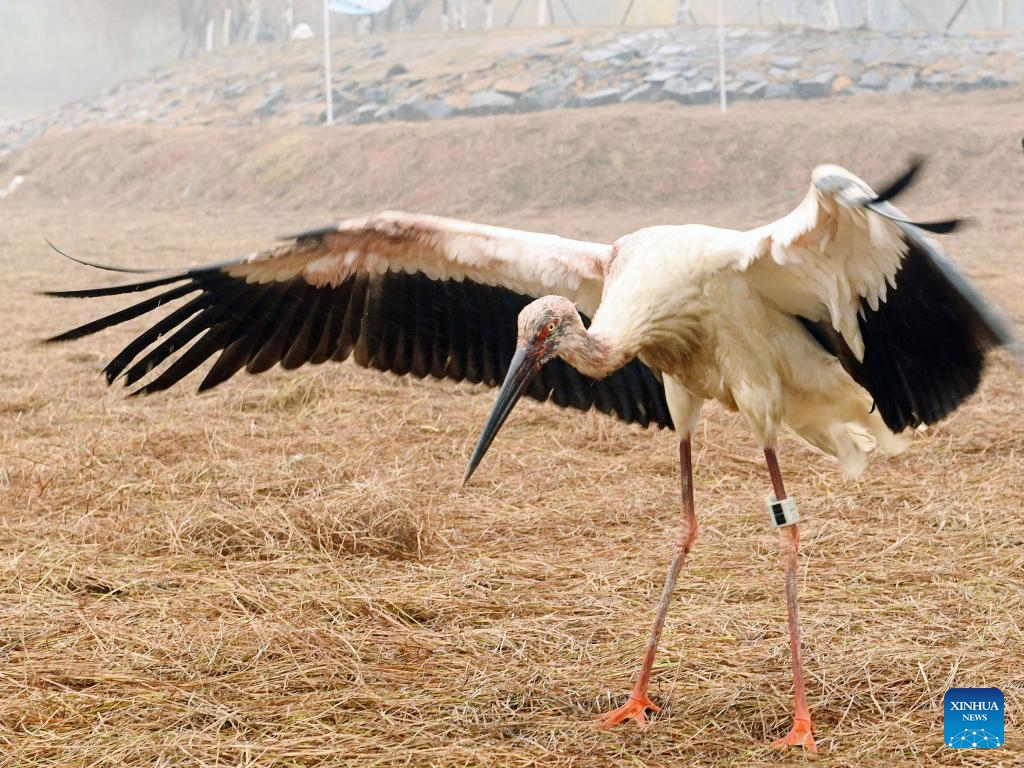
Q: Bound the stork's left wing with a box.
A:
[44,211,673,429]
[735,161,1016,432]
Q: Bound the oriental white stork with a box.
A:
[45,161,1016,752]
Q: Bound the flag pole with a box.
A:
[717,0,726,113]
[323,0,334,125]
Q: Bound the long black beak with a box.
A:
[462,345,542,484]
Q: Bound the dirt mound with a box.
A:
[8,88,1024,234]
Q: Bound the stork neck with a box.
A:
[563,329,631,380]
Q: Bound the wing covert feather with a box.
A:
[232,211,610,317]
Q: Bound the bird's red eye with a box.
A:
[547,322,556,332]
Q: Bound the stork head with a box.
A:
[515,295,586,364]
[463,296,584,484]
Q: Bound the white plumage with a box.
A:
[588,220,903,478]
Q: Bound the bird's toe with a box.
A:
[770,717,818,754]
[593,694,661,729]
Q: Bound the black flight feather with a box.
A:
[870,157,924,204]
[800,232,1013,432]
[45,282,198,342]
[46,253,672,430]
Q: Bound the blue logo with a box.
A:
[944,688,1003,748]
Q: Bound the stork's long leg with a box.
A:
[595,435,697,728]
[764,447,818,753]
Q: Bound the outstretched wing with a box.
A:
[46,211,673,429]
[736,161,1016,432]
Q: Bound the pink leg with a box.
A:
[596,436,697,728]
[765,447,818,753]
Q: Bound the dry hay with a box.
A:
[1,89,1023,767]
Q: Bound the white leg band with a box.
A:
[766,495,800,528]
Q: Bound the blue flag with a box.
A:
[328,0,394,14]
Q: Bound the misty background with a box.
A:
[0,1,181,121]
[0,0,650,121]
[0,0,319,121]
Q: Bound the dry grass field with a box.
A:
[1,87,1023,766]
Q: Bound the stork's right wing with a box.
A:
[45,211,673,429]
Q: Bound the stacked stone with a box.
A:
[2,26,1021,157]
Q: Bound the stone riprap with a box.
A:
[1,25,1021,156]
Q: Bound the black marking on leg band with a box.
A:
[766,495,800,528]
[772,502,787,526]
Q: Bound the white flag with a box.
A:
[328,0,394,13]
